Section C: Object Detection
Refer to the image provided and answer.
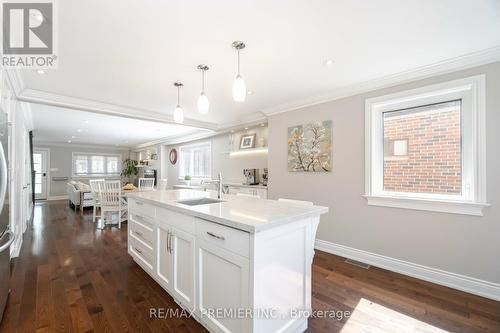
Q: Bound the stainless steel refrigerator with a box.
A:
[0,108,13,322]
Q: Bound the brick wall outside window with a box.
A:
[383,100,462,195]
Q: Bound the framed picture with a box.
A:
[169,148,178,164]
[240,134,256,149]
[288,120,332,172]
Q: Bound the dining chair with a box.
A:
[98,180,127,228]
[236,192,261,199]
[278,198,313,206]
[138,178,155,191]
[89,179,105,223]
[157,178,168,190]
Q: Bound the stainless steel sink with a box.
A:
[176,198,224,206]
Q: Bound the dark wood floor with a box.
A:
[1,201,499,333]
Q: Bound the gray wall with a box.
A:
[268,62,500,284]
[34,143,131,197]
[166,126,268,186]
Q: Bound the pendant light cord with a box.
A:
[202,69,205,93]
[177,85,180,105]
[237,49,241,75]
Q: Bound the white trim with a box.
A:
[46,195,69,201]
[9,234,23,258]
[4,69,24,96]
[363,195,490,216]
[364,75,488,215]
[262,45,500,117]
[34,141,131,151]
[18,89,218,131]
[315,239,500,302]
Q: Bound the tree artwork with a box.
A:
[287,120,332,172]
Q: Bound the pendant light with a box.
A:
[232,41,246,102]
[197,65,210,114]
[173,82,184,124]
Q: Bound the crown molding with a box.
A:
[17,89,219,131]
[19,101,34,131]
[5,69,25,97]
[34,140,131,151]
[261,45,500,116]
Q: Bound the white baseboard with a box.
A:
[46,195,69,201]
[10,234,22,258]
[315,239,500,302]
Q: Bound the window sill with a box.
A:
[362,195,490,216]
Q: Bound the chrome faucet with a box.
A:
[201,172,223,199]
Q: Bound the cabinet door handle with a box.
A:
[207,231,225,240]
[166,230,171,253]
[134,247,142,254]
[169,231,174,254]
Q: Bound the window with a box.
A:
[179,142,211,179]
[72,153,122,177]
[365,75,488,216]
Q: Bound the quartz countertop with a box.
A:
[125,189,328,233]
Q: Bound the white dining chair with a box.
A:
[157,178,168,190]
[98,180,127,228]
[236,192,261,199]
[138,178,155,191]
[89,179,105,223]
[278,198,313,206]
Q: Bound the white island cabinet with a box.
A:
[126,190,328,333]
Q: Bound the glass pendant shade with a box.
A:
[232,74,246,102]
[173,105,184,124]
[197,92,209,114]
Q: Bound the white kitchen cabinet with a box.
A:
[196,238,250,333]
[227,186,268,199]
[127,194,327,333]
[156,225,173,290]
[170,227,196,311]
[157,224,196,311]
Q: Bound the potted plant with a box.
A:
[184,175,192,186]
[121,158,139,184]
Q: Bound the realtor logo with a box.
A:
[1,0,57,68]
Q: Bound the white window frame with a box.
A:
[364,75,489,216]
[71,152,122,178]
[178,141,212,179]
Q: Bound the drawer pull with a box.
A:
[207,231,225,240]
[134,230,143,237]
[134,247,143,254]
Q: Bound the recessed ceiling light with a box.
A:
[247,90,253,95]
[71,135,76,139]
[67,140,72,143]
[323,59,334,66]
[76,129,83,133]
[244,127,249,130]
[36,69,46,75]
[260,123,265,127]
[84,120,89,124]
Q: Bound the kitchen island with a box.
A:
[126,189,328,333]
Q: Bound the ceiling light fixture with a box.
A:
[173,82,184,124]
[36,69,46,75]
[247,90,253,95]
[67,140,72,143]
[323,59,334,66]
[76,129,83,133]
[232,41,247,102]
[197,64,210,114]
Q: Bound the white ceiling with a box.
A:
[23,0,500,140]
[31,104,200,147]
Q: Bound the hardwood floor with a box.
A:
[1,200,499,333]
